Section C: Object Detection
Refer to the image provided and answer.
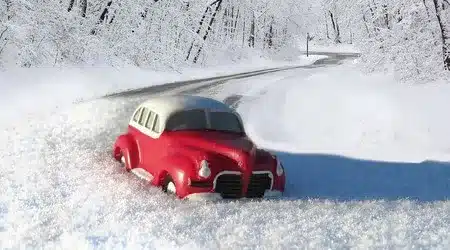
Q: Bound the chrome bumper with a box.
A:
[184,192,223,201]
[184,190,283,201]
[263,190,283,198]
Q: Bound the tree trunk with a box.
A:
[242,19,246,46]
[233,8,239,40]
[367,2,380,33]
[193,0,223,63]
[248,13,255,47]
[80,0,87,17]
[383,4,390,29]
[325,12,330,39]
[423,0,432,18]
[0,28,8,52]
[68,0,75,12]
[100,1,113,23]
[186,1,216,61]
[433,0,450,70]
[90,1,113,35]
[329,11,341,43]
[223,7,227,38]
[265,17,274,49]
[349,30,353,44]
[362,13,371,37]
[230,7,236,38]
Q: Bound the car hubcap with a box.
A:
[120,155,125,167]
[167,182,176,194]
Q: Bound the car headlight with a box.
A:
[198,160,211,178]
[276,159,284,176]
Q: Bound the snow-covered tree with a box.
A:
[432,0,450,70]
[0,0,449,82]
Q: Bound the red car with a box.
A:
[112,95,285,200]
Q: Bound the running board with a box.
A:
[131,168,154,182]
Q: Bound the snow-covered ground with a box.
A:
[206,60,450,202]
[296,40,360,53]
[1,56,449,249]
[210,60,450,163]
[0,54,324,124]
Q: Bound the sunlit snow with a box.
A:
[1,58,449,249]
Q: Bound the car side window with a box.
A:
[153,114,160,133]
[139,108,150,125]
[145,111,156,130]
[133,107,142,122]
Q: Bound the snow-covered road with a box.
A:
[1,53,449,249]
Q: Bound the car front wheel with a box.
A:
[117,150,131,172]
[162,175,177,197]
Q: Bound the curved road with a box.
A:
[105,53,358,97]
[104,52,359,114]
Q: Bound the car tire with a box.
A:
[162,175,177,197]
[119,150,132,172]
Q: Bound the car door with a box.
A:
[129,106,150,168]
[127,107,143,166]
[142,110,162,173]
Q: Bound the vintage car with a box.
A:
[112,95,285,200]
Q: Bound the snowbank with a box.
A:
[219,61,450,162]
[202,60,450,202]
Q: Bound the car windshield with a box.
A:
[209,111,243,133]
[165,109,244,133]
[165,109,208,131]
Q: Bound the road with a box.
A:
[105,52,358,100]
[102,52,359,127]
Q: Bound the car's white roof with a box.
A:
[129,95,243,138]
[140,94,235,118]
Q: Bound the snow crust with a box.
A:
[1,57,449,249]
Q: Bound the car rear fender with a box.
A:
[113,134,139,169]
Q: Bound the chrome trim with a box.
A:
[184,192,223,201]
[213,170,241,189]
[212,170,274,190]
[251,170,274,190]
[263,190,282,198]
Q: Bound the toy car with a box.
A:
[112,95,285,200]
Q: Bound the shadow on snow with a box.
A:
[275,151,450,202]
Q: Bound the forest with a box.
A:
[1,0,449,82]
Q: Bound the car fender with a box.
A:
[113,134,139,169]
[154,154,196,196]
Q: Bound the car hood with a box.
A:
[168,131,258,171]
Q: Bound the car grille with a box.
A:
[214,172,272,199]
[246,173,272,198]
[215,174,242,198]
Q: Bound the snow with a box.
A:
[296,39,360,53]
[210,60,450,162]
[0,55,323,125]
[1,56,449,249]
[206,60,450,202]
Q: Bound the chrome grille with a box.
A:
[214,174,242,198]
[246,173,272,198]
